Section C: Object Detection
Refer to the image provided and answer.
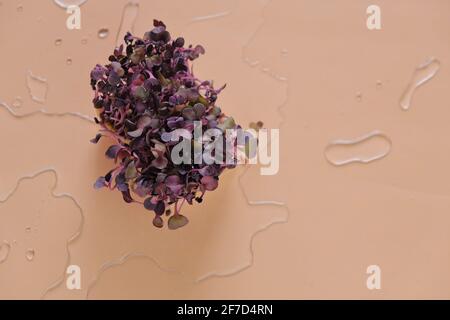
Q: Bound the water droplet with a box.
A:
[26,71,48,104]
[97,28,109,39]
[66,57,73,65]
[17,5,23,12]
[376,80,382,89]
[0,241,11,264]
[81,37,88,45]
[281,48,288,55]
[324,130,392,166]
[25,226,32,232]
[25,248,35,261]
[55,38,63,46]
[355,91,362,102]
[400,57,440,111]
[53,0,88,9]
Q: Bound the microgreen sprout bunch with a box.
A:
[90,20,239,229]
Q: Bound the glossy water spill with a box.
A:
[53,0,88,9]
[0,169,85,299]
[26,71,48,104]
[191,11,231,22]
[115,1,140,47]
[0,101,95,123]
[0,241,11,264]
[400,57,441,111]
[324,131,392,166]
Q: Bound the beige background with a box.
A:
[1,0,450,299]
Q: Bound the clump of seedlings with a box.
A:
[90,20,240,229]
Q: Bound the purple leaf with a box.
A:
[94,177,106,189]
[90,133,102,144]
[105,145,122,159]
[201,176,218,191]
[127,127,144,138]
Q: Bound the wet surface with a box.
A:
[324,130,392,166]
[400,57,441,111]
[1,0,450,299]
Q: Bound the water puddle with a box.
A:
[115,1,140,47]
[0,168,85,299]
[53,0,88,9]
[241,0,288,83]
[189,0,237,24]
[86,252,185,299]
[0,100,95,123]
[241,0,290,127]
[26,71,48,104]
[196,167,290,283]
[0,241,11,264]
[324,130,392,166]
[191,0,292,282]
[191,11,231,23]
[400,57,440,111]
